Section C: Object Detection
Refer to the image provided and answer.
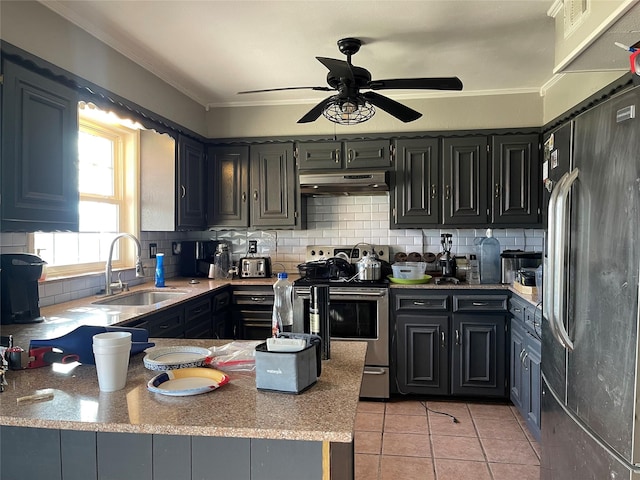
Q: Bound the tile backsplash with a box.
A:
[1,195,543,307]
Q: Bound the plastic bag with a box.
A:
[209,341,262,372]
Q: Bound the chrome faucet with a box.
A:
[105,233,145,296]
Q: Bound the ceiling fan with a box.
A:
[238,37,463,125]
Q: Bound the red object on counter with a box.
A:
[5,346,79,369]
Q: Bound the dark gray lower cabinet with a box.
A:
[0,427,340,480]
[509,295,542,442]
[393,290,508,398]
[451,314,506,397]
[396,313,449,395]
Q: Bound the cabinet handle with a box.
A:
[335,149,341,163]
[522,352,529,370]
[180,185,186,198]
[495,183,501,198]
[472,302,488,306]
[253,190,258,201]
[242,192,247,202]
[413,301,425,306]
[445,185,451,200]
[250,296,268,302]
[513,308,522,313]
[348,149,354,162]
[441,331,446,347]
[159,324,171,330]
[455,329,461,346]
[430,184,437,198]
[519,348,526,363]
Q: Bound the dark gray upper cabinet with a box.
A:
[296,139,391,170]
[207,145,250,227]
[491,134,540,225]
[391,138,440,227]
[1,59,79,232]
[250,143,299,228]
[177,135,206,229]
[442,136,489,225]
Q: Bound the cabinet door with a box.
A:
[2,60,79,232]
[344,140,390,169]
[207,145,249,227]
[396,313,449,395]
[250,143,297,228]
[524,331,542,442]
[147,307,185,338]
[451,314,506,397]
[442,137,488,225]
[177,135,206,229]
[392,138,440,227]
[184,297,213,339]
[509,318,526,410]
[297,141,343,170]
[491,134,540,225]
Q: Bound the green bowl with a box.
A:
[387,274,432,285]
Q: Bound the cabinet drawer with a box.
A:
[453,295,508,312]
[213,290,231,312]
[525,307,542,338]
[185,297,212,318]
[395,294,448,311]
[148,310,184,337]
[509,296,527,321]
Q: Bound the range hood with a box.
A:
[299,171,389,196]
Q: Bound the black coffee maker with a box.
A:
[437,234,459,284]
[1,253,47,324]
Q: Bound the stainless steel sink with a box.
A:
[93,290,186,306]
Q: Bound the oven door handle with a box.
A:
[363,367,387,375]
[294,288,387,298]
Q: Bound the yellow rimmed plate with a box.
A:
[147,367,229,396]
[387,274,432,285]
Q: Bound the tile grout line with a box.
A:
[468,403,497,480]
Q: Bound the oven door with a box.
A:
[292,287,389,367]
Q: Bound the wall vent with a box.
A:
[564,0,589,37]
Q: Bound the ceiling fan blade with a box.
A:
[368,77,463,91]
[238,86,332,94]
[297,96,336,123]
[316,57,354,81]
[362,91,422,122]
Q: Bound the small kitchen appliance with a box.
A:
[239,257,272,278]
[500,250,542,284]
[436,234,459,284]
[179,240,217,277]
[1,253,46,324]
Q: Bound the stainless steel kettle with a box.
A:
[356,248,382,281]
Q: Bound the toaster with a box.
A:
[239,257,272,278]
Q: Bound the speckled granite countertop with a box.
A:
[0,339,366,443]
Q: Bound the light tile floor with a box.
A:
[355,399,540,480]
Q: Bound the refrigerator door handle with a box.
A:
[553,168,580,351]
[544,171,568,347]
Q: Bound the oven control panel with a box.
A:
[306,245,390,264]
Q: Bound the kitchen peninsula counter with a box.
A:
[0,339,366,480]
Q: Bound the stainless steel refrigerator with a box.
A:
[541,85,640,479]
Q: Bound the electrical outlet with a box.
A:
[248,240,258,254]
[172,242,181,255]
[149,243,157,259]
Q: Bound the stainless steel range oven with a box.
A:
[292,245,391,399]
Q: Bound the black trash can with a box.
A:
[1,253,46,324]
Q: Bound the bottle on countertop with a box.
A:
[479,229,501,284]
[155,253,165,288]
[272,272,293,336]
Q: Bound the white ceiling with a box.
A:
[41,0,558,109]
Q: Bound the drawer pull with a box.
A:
[250,297,268,302]
[441,331,446,347]
[455,329,461,346]
[513,308,522,313]
[472,302,488,306]
[522,353,529,370]
[413,301,425,306]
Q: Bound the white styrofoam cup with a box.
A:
[92,332,132,392]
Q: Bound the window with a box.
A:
[31,104,140,278]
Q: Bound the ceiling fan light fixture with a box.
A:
[323,97,375,125]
